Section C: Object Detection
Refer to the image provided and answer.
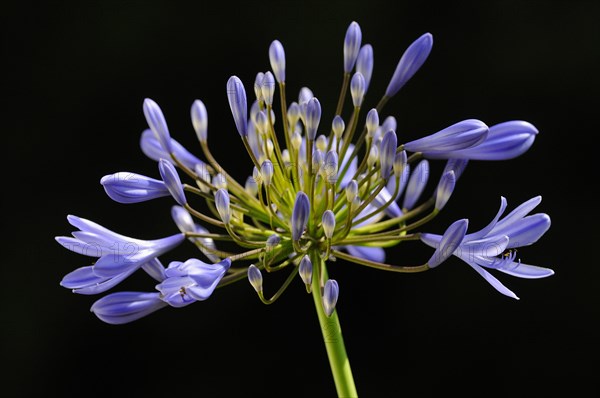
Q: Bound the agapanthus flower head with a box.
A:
[58,22,551,337]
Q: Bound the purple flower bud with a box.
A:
[403,159,429,210]
[247,264,263,294]
[323,150,339,183]
[261,160,274,186]
[366,108,379,136]
[299,255,312,286]
[393,150,407,178]
[312,149,324,173]
[332,115,345,139]
[91,292,167,325]
[323,279,339,317]
[356,44,374,91]
[212,173,227,190]
[385,33,433,97]
[139,129,205,172]
[343,21,362,73]
[287,102,301,128]
[381,116,397,135]
[443,158,469,180]
[292,191,310,241]
[261,71,276,107]
[269,40,286,83]
[215,188,230,224]
[227,76,248,137]
[298,87,314,104]
[100,172,170,204]
[350,72,366,107]
[171,205,195,234]
[143,98,172,153]
[254,72,265,102]
[158,159,186,206]
[266,234,280,248]
[190,99,208,143]
[380,130,398,180]
[158,258,231,305]
[345,180,358,202]
[405,119,489,154]
[322,210,336,239]
[305,97,322,140]
[426,219,468,268]
[435,171,456,210]
[245,176,259,196]
[431,120,539,160]
[254,110,268,136]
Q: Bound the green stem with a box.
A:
[310,251,357,398]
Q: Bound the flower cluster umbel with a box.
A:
[57,21,552,324]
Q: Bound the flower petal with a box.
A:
[345,245,386,263]
[491,196,542,234]
[501,214,551,248]
[463,259,519,300]
[91,292,167,324]
[55,237,103,257]
[495,261,554,279]
[465,196,507,241]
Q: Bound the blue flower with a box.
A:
[356,44,374,91]
[292,191,310,241]
[56,215,184,278]
[158,158,186,206]
[100,172,170,204]
[139,129,207,171]
[91,292,168,325]
[404,119,489,154]
[343,21,362,73]
[60,258,166,295]
[58,21,552,331]
[269,40,286,83]
[227,76,248,137]
[425,120,539,160]
[143,98,172,153]
[385,32,433,97]
[156,258,231,307]
[421,197,553,299]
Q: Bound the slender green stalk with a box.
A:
[310,250,357,398]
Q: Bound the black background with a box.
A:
[3,1,599,397]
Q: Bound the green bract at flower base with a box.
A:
[56,20,553,397]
